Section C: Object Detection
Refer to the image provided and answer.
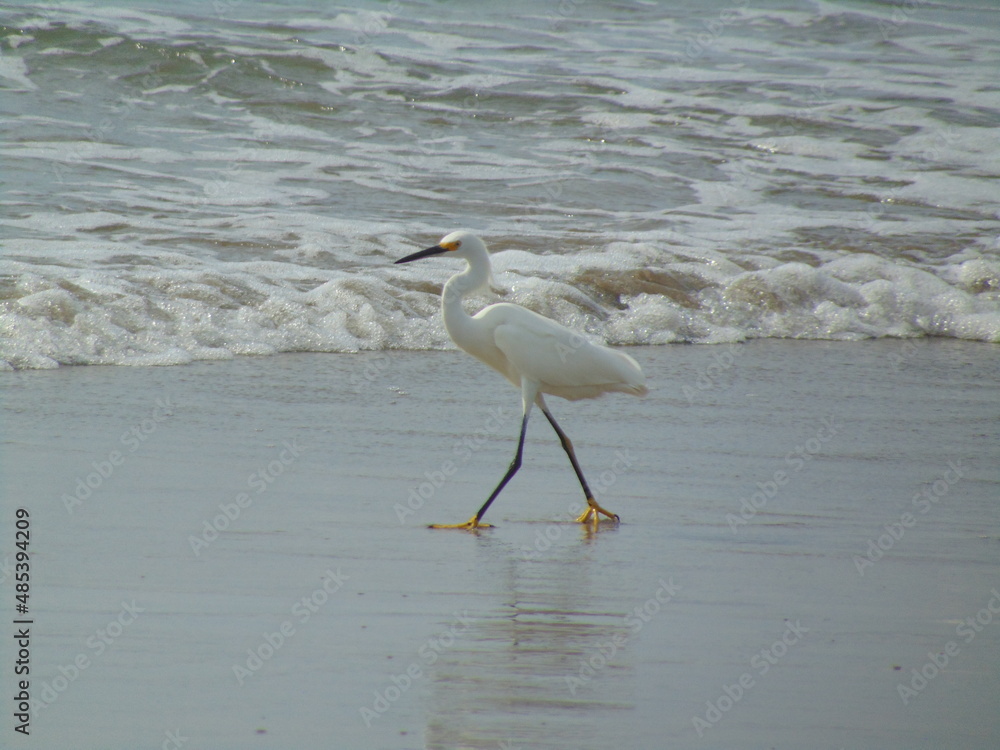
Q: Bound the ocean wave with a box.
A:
[3,2,999,369]
[2,247,997,370]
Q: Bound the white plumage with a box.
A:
[395,230,646,529]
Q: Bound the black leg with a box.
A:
[540,406,593,500]
[471,412,529,524]
[540,404,620,522]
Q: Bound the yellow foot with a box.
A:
[575,499,620,524]
[428,516,492,530]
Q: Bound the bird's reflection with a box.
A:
[423,525,635,749]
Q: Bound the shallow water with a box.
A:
[2,342,997,748]
[2,0,999,369]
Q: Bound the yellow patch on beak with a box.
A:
[439,240,460,252]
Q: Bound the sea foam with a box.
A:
[2,247,997,370]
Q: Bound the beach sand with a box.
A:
[2,340,998,749]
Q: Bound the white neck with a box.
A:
[441,253,491,348]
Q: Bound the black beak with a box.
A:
[395,245,448,264]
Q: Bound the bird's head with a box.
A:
[394,230,488,265]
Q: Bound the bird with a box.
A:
[394,231,647,529]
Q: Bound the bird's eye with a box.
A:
[454,241,461,248]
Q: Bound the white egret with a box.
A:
[395,231,647,529]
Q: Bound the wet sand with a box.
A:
[2,340,998,749]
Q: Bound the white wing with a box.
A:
[484,304,647,401]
